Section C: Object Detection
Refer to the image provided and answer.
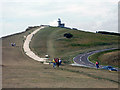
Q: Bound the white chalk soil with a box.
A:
[23,26,49,64]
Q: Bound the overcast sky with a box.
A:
[0,0,119,37]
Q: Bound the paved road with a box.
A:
[72,48,117,69]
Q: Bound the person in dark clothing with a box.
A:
[59,58,62,65]
[55,58,59,67]
[96,61,99,69]
[52,58,56,68]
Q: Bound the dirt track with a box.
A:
[23,26,46,62]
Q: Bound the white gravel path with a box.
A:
[23,26,47,62]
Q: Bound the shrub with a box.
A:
[64,33,73,38]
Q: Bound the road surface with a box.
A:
[72,48,117,69]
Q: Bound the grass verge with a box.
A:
[88,49,120,67]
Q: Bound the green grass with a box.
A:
[30,26,119,64]
[58,67,120,84]
[2,26,119,88]
[89,49,120,67]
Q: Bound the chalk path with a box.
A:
[23,26,48,63]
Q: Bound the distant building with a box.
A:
[65,27,71,29]
[57,18,65,28]
[96,31,120,36]
[72,28,78,30]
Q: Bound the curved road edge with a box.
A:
[71,48,118,69]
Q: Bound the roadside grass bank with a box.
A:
[88,49,120,68]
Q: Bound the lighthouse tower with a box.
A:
[57,18,65,28]
[58,18,61,26]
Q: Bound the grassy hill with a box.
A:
[30,26,119,64]
[2,26,119,88]
[89,49,120,67]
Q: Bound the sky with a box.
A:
[0,0,119,37]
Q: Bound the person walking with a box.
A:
[11,43,14,46]
[14,43,16,46]
[55,58,59,67]
[96,61,99,69]
[53,58,56,68]
[59,58,62,66]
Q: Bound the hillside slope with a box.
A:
[30,26,119,64]
[2,26,119,88]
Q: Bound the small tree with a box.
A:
[64,33,73,38]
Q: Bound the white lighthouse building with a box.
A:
[57,18,65,28]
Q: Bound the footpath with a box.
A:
[23,26,48,64]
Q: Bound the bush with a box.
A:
[64,33,73,38]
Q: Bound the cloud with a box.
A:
[48,19,58,26]
[2,0,118,19]
[0,0,119,37]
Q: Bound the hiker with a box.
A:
[52,58,56,68]
[96,61,99,69]
[59,58,62,65]
[55,58,59,67]
[11,43,13,46]
[11,43,16,46]
[11,43,14,46]
[14,43,16,46]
